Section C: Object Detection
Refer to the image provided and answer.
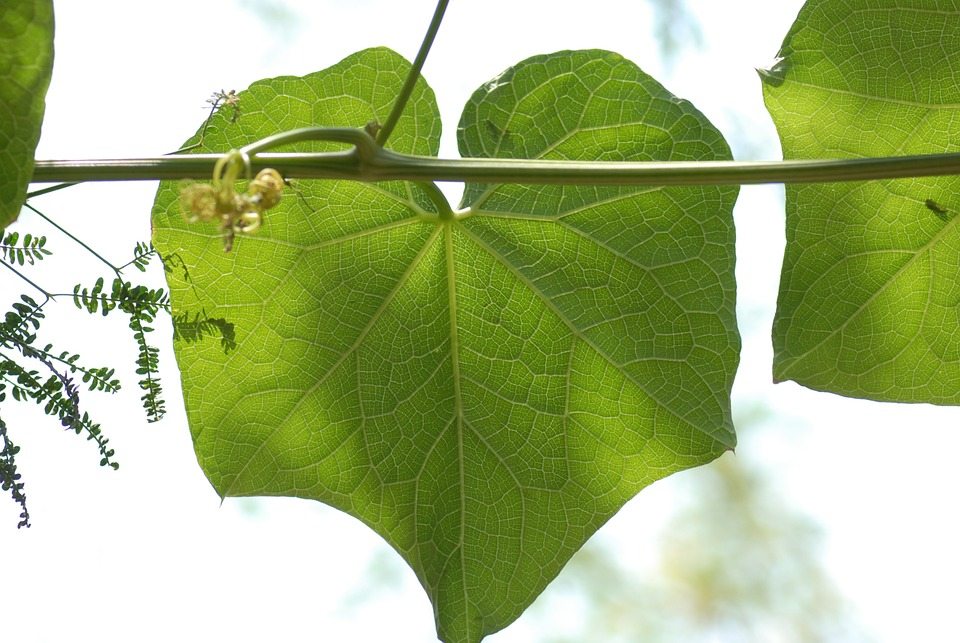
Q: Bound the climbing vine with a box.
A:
[2,1,958,642]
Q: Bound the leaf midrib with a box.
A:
[778,78,960,111]
[443,221,474,642]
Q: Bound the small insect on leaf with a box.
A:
[925,198,951,221]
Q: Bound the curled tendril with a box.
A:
[179,150,284,251]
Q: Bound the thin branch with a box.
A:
[26,182,78,199]
[23,203,119,273]
[46,292,171,312]
[376,0,450,147]
[1,262,52,300]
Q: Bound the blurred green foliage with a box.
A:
[529,412,871,643]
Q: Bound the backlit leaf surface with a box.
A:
[763,0,960,402]
[0,0,54,230]
[152,48,739,642]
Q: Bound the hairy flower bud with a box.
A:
[248,168,284,210]
[180,183,219,223]
[179,159,283,251]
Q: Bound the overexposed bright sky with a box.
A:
[4,1,960,641]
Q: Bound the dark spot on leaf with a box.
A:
[925,198,951,221]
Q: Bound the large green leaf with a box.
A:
[0,0,54,230]
[152,47,739,642]
[763,0,960,402]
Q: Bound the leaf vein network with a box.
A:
[221,224,442,495]
[458,224,724,444]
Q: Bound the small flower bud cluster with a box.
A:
[180,162,284,252]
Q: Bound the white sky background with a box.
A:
[3,1,960,641]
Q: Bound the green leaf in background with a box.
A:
[153,47,739,643]
[762,0,960,403]
[0,0,54,231]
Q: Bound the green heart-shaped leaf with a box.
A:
[763,0,960,403]
[153,47,739,642]
[0,0,54,230]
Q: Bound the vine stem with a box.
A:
[375,0,450,147]
[29,131,960,186]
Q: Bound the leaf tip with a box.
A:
[757,58,789,88]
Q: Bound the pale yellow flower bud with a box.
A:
[248,168,284,210]
[180,183,219,223]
